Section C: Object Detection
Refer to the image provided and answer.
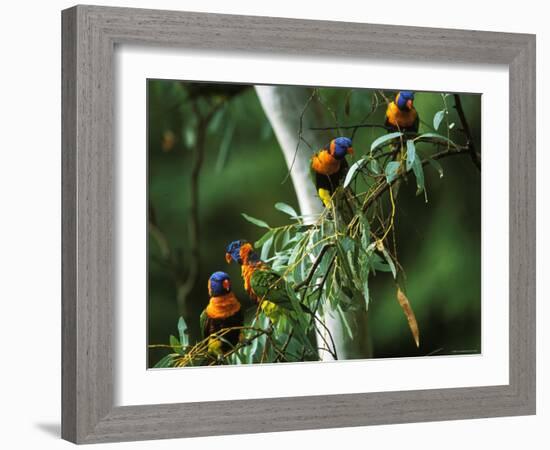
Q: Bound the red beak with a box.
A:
[223,279,231,291]
[347,147,354,155]
[225,253,232,264]
[406,99,413,110]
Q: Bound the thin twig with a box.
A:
[362,147,475,212]
[453,94,481,171]
[281,90,316,184]
[310,123,391,131]
[176,101,225,314]
[293,244,334,291]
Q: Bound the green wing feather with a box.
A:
[250,269,291,307]
[199,309,207,339]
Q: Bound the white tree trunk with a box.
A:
[255,85,372,361]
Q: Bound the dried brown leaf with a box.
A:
[396,287,420,348]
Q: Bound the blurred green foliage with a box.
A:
[147,80,481,367]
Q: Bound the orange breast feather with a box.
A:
[311,150,341,176]
[241,261,269,303]
[206,292,241,319]
[386,102,417,129]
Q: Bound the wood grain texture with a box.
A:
[61,4,536,444]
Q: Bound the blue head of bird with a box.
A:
[225,240,245,264]
[225,239,259,265]
[208,271,232,297]
[396,91,415,111]
[329,137,353,160]
[225,239,259,264]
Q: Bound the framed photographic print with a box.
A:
[62,4,536,444]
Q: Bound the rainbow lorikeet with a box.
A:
[199,271,243,355]
[225,240,297,321]
[310,137,354,208]
[385,91,419,133]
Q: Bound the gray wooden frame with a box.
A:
[61,4,536,444]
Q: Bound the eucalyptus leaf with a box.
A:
[260,233,274,261]
[381,248,397,279]
[370,132,403,152]
[177,316,189,347]
[385,161,401,183]
[415,132,455,147]
[255,229,275,248]
[153,353,177,369]
[427,158,444,178]
[412,157,425,194]
[170,335,183,354]
[275,202,298,218]
[343,158,366,188]
[281,228,291,248]
[433,110,445,131]
[406,140,416,171]
[360,216,371,252]
[362,281,370,310]
[241,213,270,229]
[336,304,354,340]
[369,159,381,174]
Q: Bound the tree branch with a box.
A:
[453,94,481,171]
[310,123,391,131]
[362,147,475,213]
[293,243,334,291]
[176,101,225,315]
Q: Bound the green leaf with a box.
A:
[286,313,317,357]
[260,233,274,261]
[362,280,370,310]
[241,213,270,229]
[415,132,455,147]
[406,140,416,171]
[177,317,189,347]
[336,304,353,340]
[433,110,445,131]
[370,132,403,152]
[335,241,355,284]
[427,158,444,178]
[412,157,425,194]
[381,248,397,279]
[371,258,392,273]
[153,353,178,369]
[360,216,371,252]
[255,229,275,248]
[245,335,259,364]
[281,228,291,248]
[385,161,401,183]
[169,335,183,354]
[275,202,298,218]
[369,159,381,174]
[343,158,367,188]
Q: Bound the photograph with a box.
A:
[147,80,482,368]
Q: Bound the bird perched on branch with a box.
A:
[310,136,354,207]
[225,240,297,322]
[200,271,243,355]
[385,91,419,133]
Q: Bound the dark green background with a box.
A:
[147,80,481,367]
